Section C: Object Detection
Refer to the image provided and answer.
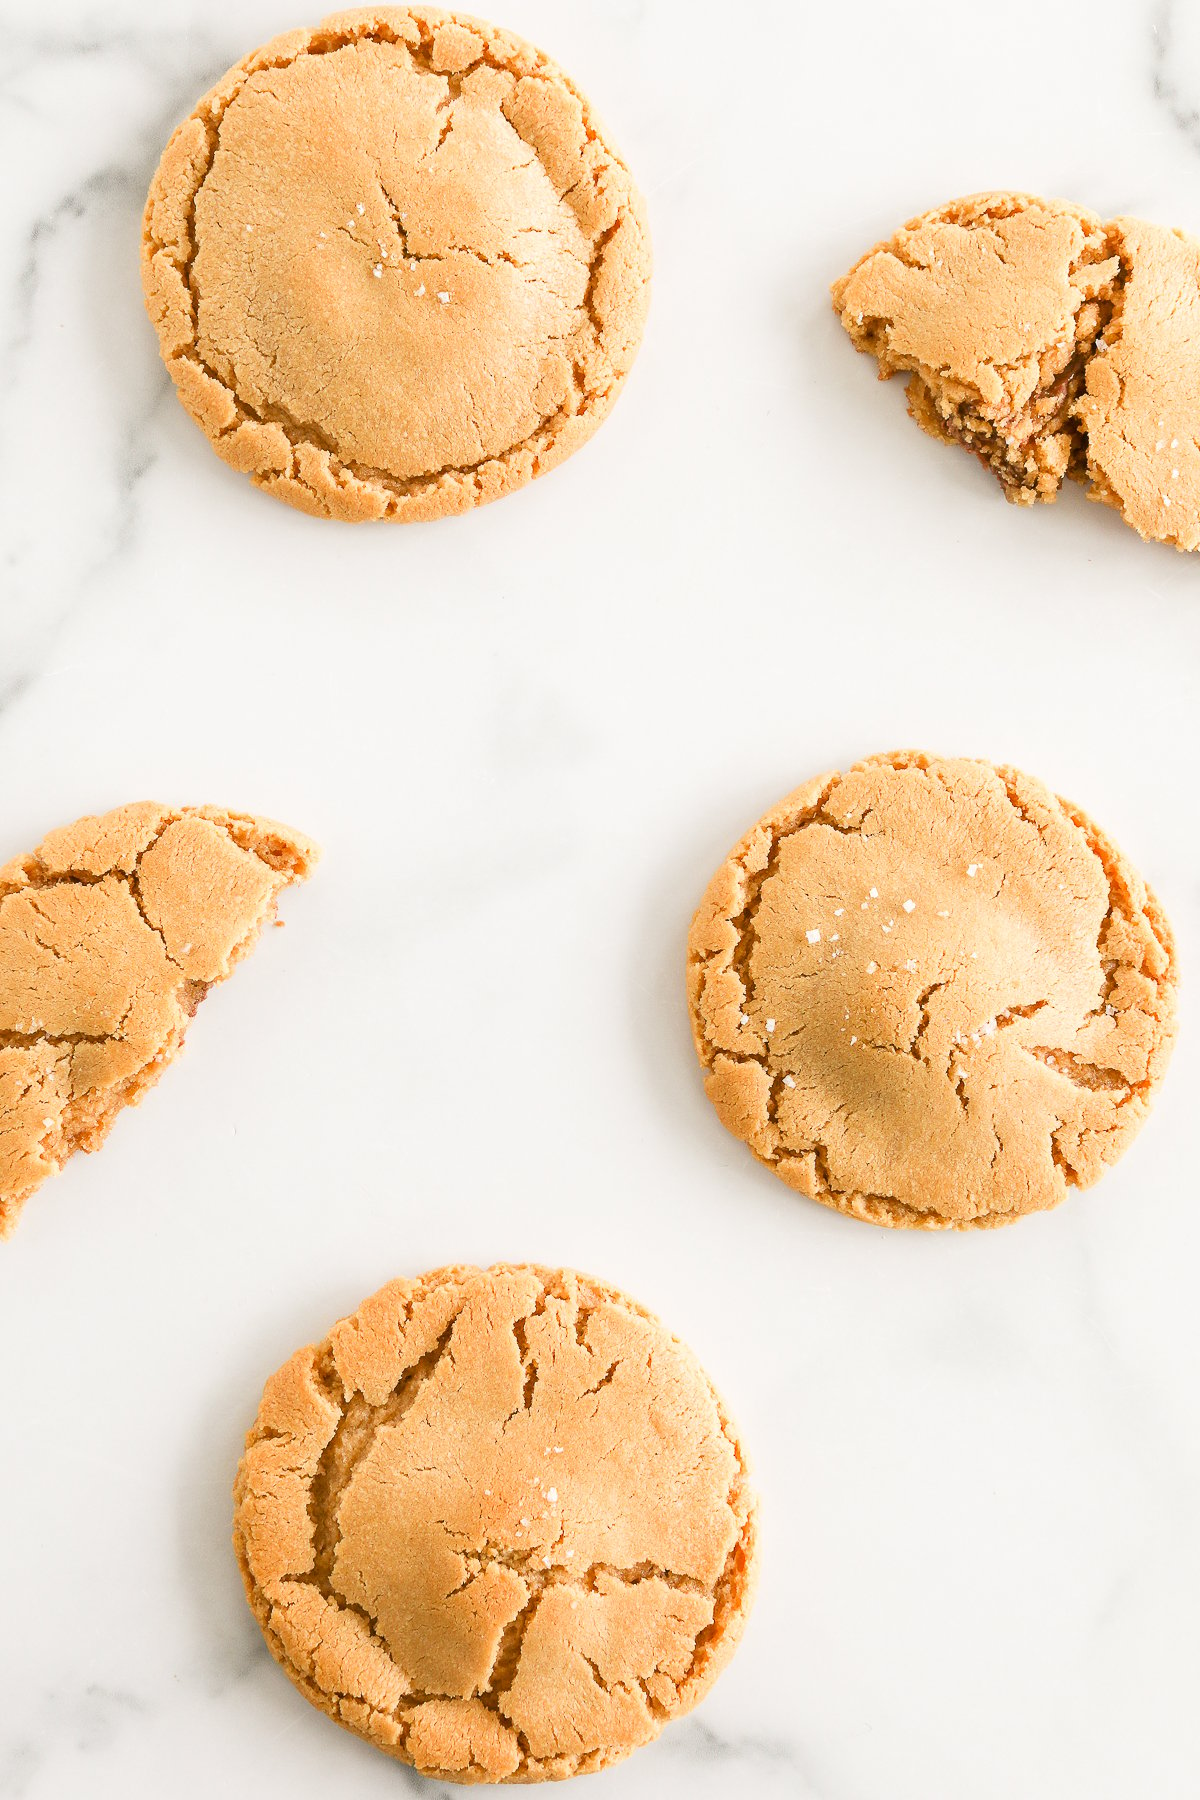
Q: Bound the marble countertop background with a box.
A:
[2,2,1198,1795]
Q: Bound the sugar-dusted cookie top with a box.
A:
[234,1264,759,1782]
[833,190,1200,550]
[688,753,1177,1229]
[0,804,317,1236]
[1078,216,1200,552]
[143,7,651,522]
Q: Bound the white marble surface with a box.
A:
[2,1,1199,1795]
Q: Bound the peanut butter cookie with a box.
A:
[143,7,651,522]
[688,753,1177,1230]
[0,804,317,1236]
[833,192,1200,550]
[1077,215,1200,551]
[234,1264,759,1782]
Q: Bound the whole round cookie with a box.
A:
[234,1265,759,1781]
[143,8,651,522]
[688,752,1177,1229]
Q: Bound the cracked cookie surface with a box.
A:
[142,6,651,522]
[687,753,1177,1230]
[1077,216,1200,552]
[234,1264,759,1782]
[0,804,317,1236]
[833,191,1200,550]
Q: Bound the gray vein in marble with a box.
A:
[0,667,35,718]
[0,26,221,102]
[0,34,230,718]
[1,1686,148,1800]
[5,170,133,374]
[1151,0,1200,151]
[665,1719,854,1799]
[0,164,164,713]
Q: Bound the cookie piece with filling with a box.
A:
[234,1264,759,1782]
[834,190,1200,550]
[687,752,1177,1229]
[833,192,1120,502]
[0,804,317,1235]
[142,6,651,522]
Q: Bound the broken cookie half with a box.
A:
[0,804,317,1236]
[833,191,1200,551]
